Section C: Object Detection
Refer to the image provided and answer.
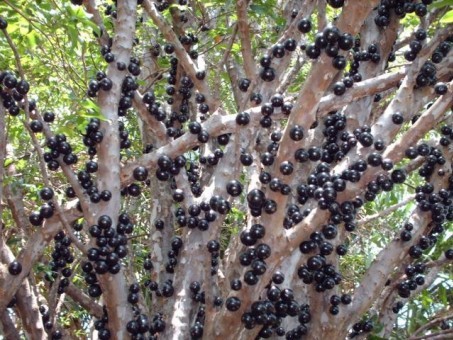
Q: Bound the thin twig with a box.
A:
[408,328,453,340]
[357,194,416,226]
[219,24,238,71]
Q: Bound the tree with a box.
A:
[0,0,452,339]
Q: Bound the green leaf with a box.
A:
[67,25,79,49]
[231,43,241,53]
[440,10,453,23]
[169,4,187,10]
[429,0,453,9]
[368,335,388,340]
[83,19,102,37]
[4,158,14,167]
[26,31,38,48]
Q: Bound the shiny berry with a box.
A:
[225,297,241,311]
[8,260,22,275]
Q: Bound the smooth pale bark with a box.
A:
[93,0,137,338]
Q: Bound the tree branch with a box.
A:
[0,204,82,313]
[83,0,110,46]
[0,103,6,238]
[345,98,453,324]
[318,69,405,116]
[132,91,169,143]
[317,0,327,31]
[65,283,104,319]
[236,0,256,80]
[409,329,453,340]
[120,67,408,188]
[143,0,218,112]
[366,27,453,149]
[237,0,317,111]
[93,0,137,338]
[219,23,238,73]
[410,313,453,339]
[357,194,416,227]
[0,240,45,338]
[0,310,21,340]
[15,278,46,339]
[206,2,382,338]
[276,54,306,94]
[341,9,400,130]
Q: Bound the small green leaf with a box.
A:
[429,0,453,9]
[440,10,453,23]
[4,158,14,167]
[67,26,79,49]
[26,31,38,48]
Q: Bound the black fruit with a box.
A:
[8,260,22,275]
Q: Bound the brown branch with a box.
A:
[317,0,327,31]
[65,283,104,319]
[83,0,110,46]
[132,91,169,143]
[382,82,452,164]
[274,0,317,44]
[393,7,449,51]
[404,156,426,174]
[342,10,400,130]
[24,114,89,255]
[425,257,451,270]
[367,27,453,148]
[376,253,445,338]
[4,157,29,240]
[0,240,46,338]
[409,329,453,340]
[0,310,21,340]
[143,0,218,112]
[410,313,453,339]
[318,69,405,115]
[237,0,317,111]
[226,58,245,109]
[42,119,91,210]
[0,103,6,237]
[236,0,256,80]
[15,278,46,339]
[1,27,25,77]
[120,108,239,185]
[219,23,238,72]
[245,68,452,340]
[264,0,381,243]
[164,133,241,337]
